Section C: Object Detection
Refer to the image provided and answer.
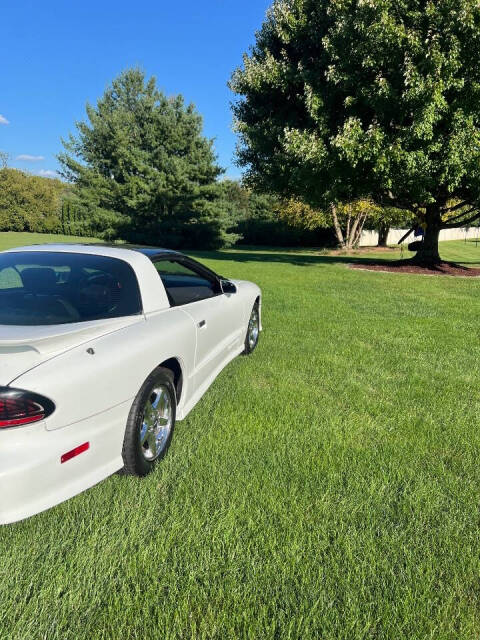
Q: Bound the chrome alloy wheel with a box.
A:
[139,385,173,461]
[248,307,259,350]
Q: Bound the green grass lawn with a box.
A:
[0,231,100,252]
[1,235,480,639]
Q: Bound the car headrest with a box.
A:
[21,268,57,293]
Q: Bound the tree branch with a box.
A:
[441,200,470,213]
[442,210,480,228]
[380,191,427,213]
[398,228,415,244]
[381,197,418,212]
[442,206,476,225]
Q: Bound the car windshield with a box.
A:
[0,251,142,325]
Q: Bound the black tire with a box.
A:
[121,366,176,476]
[243,302,260,355]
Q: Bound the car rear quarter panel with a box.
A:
[12,308,195,431]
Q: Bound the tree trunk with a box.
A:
[413,205,442,265]
[347,211,360,249]
[351,212,367,248]
[331,204,345,248]
[377,222,389,247]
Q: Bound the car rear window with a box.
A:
[0,251,142,325]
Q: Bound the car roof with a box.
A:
[2,243,183,260]
[85,243,183,259]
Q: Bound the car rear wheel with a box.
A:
[243,302,260,355]
[121,367,176,476]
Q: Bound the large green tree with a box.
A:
[59,69,237,248]
[230,0,480,264]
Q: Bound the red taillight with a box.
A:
[0,387,55,428]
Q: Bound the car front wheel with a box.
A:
[122,366,176,476]
[243,302,260,355]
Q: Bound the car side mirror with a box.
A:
[220,279,237,295]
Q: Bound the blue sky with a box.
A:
[0,0,271,180]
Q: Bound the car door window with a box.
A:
[153,259,219,306]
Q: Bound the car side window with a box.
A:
[153,259,219,306]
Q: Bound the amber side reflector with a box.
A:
[61,442,90,464]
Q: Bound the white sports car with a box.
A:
[0,244,261,524]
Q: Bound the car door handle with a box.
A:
[198,320,206,328]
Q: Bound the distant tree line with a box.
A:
[0,69,414,249]
[0,162,415,248]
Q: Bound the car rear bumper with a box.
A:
[0,401,130,525]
